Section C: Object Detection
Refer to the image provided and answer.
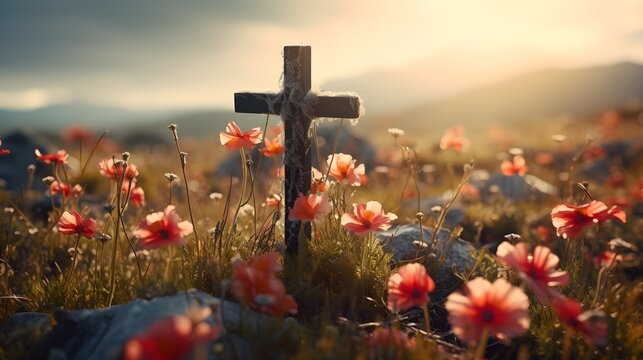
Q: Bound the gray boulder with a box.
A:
[474,174,557,202]
[0,131,52,192]
[376,224,476,298]
[24,290,296,360]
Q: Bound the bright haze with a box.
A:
[1,0,642,115]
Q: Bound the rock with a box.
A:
[376,225,476,298]
[215,125,376,178]
[0,131,53,193]
[28,290,293,360]
[578,138,643,183]
[474,174,557,202]
[0,312,52,360]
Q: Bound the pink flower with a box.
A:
[259,137,284,157]
[263,194,283,208]
[551,200,627,239]
[99,158,139,181]
[50,182,82,199]
[445,277,530,345]
[133,205,194,249]
[501,155,528,176]
[440,126,469,152]
[496,242,569,303]
[341,201,397,235]
[551,295,608,346]
[219,121,262,151]
[58,210,96,239]
[232,252,298,317]
[288,193,332,221]
[327,153,365,186]
[98,158,118,178]
[35,149,69,165]
[387,263,435,313]
[129,186,146,208]
[123,308,221,360]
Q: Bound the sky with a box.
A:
[0,0,642,111]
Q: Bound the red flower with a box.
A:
[123,308,221,360]
[327,153,365,186]
[594,250,622,269]
[0,140,10,155]
[445,277,530,345]
[133,205,194,249]
[535,152,554,166]
[534,225,552,242]
[496,242,569,303]
[630,179,643,201]
[128,186,146,208]
[551,200,626,239]
[341,201,397,235]
[99,158,139,180]
[259,137,284,157]
[35,149,69,165]
[98,158,117,178]
[50,181,83,199]
[459,183,480,200]
[62,127,94,144]
[310,167,328,194]
[367,328,415,353]
[58,210,96,239]
[440,126,469,152]
[551,295,608,346]
[387,263,435,313]
[288,193,332,221]
[263,194,283,208]
[501,155,528,176]
[219,121,262,151]
[231,252,297,317]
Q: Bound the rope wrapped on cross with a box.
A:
[234,46,362,255]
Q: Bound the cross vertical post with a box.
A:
[234,46,362,256]
[282,46,312,255]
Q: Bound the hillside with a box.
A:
[380,62,643,134]
[1,62,642,141]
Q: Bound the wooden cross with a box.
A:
[234,46,361,255]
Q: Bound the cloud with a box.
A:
[0,1,642,111]
[0,88,71,110]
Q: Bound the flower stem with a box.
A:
[107,174,124,306]
[169,125,200,257]
[473,328,489,360]
[230,150,249,228]
[422,302,431,335]
[62,233,82,298]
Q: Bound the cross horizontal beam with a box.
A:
[234,92,361,119]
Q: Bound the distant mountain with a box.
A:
[381,62,643,134]
[0,103,174,133]
[321,50,526,114]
